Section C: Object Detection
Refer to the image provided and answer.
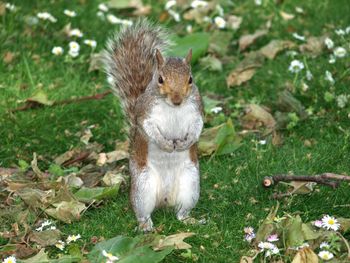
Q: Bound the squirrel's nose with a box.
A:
[171,94,183,106]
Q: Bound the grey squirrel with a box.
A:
[104,19,204,231]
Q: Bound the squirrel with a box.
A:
[104,19,204,231]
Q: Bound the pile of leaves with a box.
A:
[241,203,350,262]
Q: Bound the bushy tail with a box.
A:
[104,19,170,126]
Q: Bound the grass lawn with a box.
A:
[1,0,350,262]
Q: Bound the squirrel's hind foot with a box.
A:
[138,217,154,232]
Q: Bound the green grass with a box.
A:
[1,0,350,262]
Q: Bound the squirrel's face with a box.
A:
[156,49,193,106]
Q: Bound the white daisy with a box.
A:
[337,94,348,108]
[320,242,330,249]
[55,240,65,251]
[69,41,80,53]
[165,0,177,10]
[258,241,275,250]
[186,24,193,33]
[69,28,83,38]
[333,47,347,58]
[97,11,104,18]
[214,16,226,29]
[191,0,208,8]
[210,106,223,114]
[98,3,109,12]
[255,0,262,5]
[329,55,336,64]
[318,250,334,261]
[244,227,255,235]
[265,246,279,257]
[168,9,181,22]
[64,9,76,17]
[66,234,81,244]
[335,29,345,36]
[2,256,16,263]
[346,26,350,34]
[292,33,305,41]
[5,3,16,11]
[102,250,119,262]
[41,220,53,227]
[106,14,133,26]
[84,39,97,48]
[37,12,57,23]
[324,37,334,49]
[306,70,313,81]
[325,71,335,84]
[301,82,309,92]
[321,215,340,231]
[313,220,323,228]
[288,60,304,73]
[259,140,267,145]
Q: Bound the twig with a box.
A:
[62,151,90,167]
[9,90,112,113]
[262,173,350,189]
[337,232,350,259]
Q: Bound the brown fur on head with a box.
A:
[155,49,193,106]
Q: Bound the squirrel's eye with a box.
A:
[158,76,164,84]
[188,76,193,84]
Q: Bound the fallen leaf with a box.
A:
[106,149,129,163]
[80,127,93,145]
[89,52,104,72]
[199,56,223,72]
[74,185,120,203]
[0,2,5,16]
[286,181,316,194]
[153,232,195,251]
[209,31,232,57]
[17,188,54,208]
[45,200,86,223]
[29,229,61,247]
[292,247,319,263]
[285,215,304,248]
[15,243,37,259]
[241,104,276,133]
[20,249,50,263]
[277,90,308,119]
[102,171,125,186]
[3,51,16,64]
[226,52,265,87]
[280,11,295,20]
[255,203,279,242]
[299,36,327,56]
[227,15,242,30]
[240,256,254,263]
[239,29,268,51]
[26,90,54,106]
[259,40,296,59]
[31,153,46,179]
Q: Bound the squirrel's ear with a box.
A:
[184,49,192,65]
[155,49,165,68]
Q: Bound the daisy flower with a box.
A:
[2,256,16,263]
[98,3,109,12]
[69,41,80,53]
[69,28,83,38]
[318,250,334,261]
[255,0,262,5]
[244,227,256,242]
[292,33,305,41]
[258,241,275,250]
[66,234,81,244]
[102,250,119,262]
[313,220,323,228]
[5,3,16,11]
[324,38,334,49]
[337,94,348,108]
[301,82,309,92]
[165,0,177,10]
[55,240,65,251]
[64,9,77,17]
[168,9,181,22]
[333,47,347,58]
[267,234,279,242]
[265,246,279,257]
[186,24,193,33]
[320,242,330,249]
[106,14,133,25]
[84,39,97,48]
[191,0,208,8]
[324,71,335,84]
[288,60,304,73]
[346,26,350,34]
[306,70,313,81]
[321,215,340,231]
[37,12,57,23]
[335,29,345,36]
[214,16,226,29]
[210,106,222,114]
[329,55,336,64]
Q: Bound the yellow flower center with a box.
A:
[328,219,335,225]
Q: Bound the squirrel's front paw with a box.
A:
[175,138,193,151]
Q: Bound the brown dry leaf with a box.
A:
[17,188,54,208]
[292,247,319,263]
[299,36,327,56]
[89,52,104,72]
[280,11,295,20]
[31,153,46,179]
[287,181,315,194]
[15,244,37,259]
[29,229,61,247]
[240,256,254,263]
[45,200,86,223]
[3,51,16,64]
[54,148,82,165]
[241,104,276,132]
[61,23,72,37]
[259,40,296,60]
[182,2,215,23]
[102,171,125,186]
[153,232,194,251]
[239,29,268,51]
[226,52,265,87]
[227,15,242,30]
[133,5,151,16]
